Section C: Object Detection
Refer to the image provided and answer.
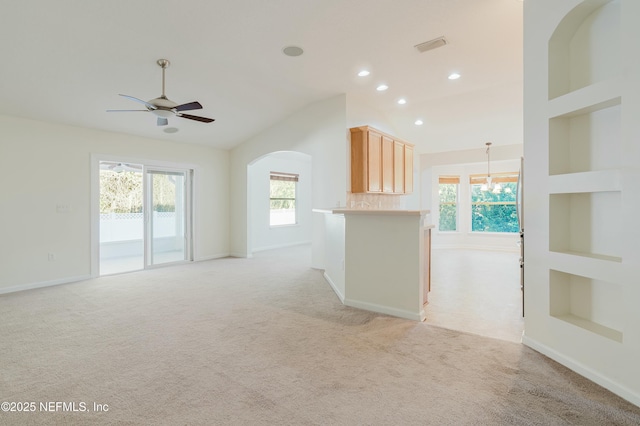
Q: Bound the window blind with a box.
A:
[270,172,299,182]
[469,172,518,184]
[439,176,460,184]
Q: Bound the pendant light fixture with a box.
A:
[482,142,502,193]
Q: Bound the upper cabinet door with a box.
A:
[382,136,394,193]
[367,130,382,193]
[393,141,405,193]
[404,145,414,193]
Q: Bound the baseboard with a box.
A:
[229,252,253,258]
[522,335,640,407]
[1,254,230,295]
[432,244,519,253]
[0,275,92,296]
[252,241,312,253]
[323,272,344,303]
[344,298,424,322]
[194,253,230,262]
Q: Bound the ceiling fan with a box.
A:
[107,59,215,126]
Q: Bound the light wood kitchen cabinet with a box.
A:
[350,126,381,193]
[382,136,394,193]
[350,125,414,194]
[404,144,414,193]
[393,141,404,193]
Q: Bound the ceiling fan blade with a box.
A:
[157,117,168,126]
[175,101,203,112]
[119,94,155,109]
[106,109,149,112]
[177,113,215,123]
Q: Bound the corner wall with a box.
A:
[249,152,313,251]
[229,95,347,257]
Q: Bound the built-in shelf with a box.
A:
[549,170,622,193]
[549,102,621,175]
[549,250,622,264]
[549,192,623,261]
[548,79,621,119]
[548,0,620,100]
[550,269,624,343]
[535,0,635,395]
[548,251,623,286]
[552,314,623,343]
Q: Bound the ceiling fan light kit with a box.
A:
[107,59,215,126]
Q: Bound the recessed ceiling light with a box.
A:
[163,127,179,134]
[358,70,370,77]
[448,72,461,80]
[397,98,407,105]
[414,119,423,126]
[282,46,304,57]
[376,84,389,91]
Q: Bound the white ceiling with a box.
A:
[0,0,523,153]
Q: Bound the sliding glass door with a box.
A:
[147,169,189,266]
[98,161,192,275]
[98,162,144,275]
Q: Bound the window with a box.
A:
[438,176,459,231]
[270,172,298,226]
[469,173,519,233]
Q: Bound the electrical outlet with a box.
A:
[48,253,56,261]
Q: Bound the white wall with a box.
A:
[343,212,426,321]
[249,151,312,251]
[322,213,346,300]
[229,95,347,258]
[0,114,229,292]
[346,93,397,136]
[525,0,640,406]
[421,144,523,251]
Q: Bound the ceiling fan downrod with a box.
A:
[157,59,170,99]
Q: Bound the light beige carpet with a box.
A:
[1,246,639,425]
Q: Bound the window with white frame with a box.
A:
[269,172,298,226]
[469,173,519,233]
[438,176,459,231]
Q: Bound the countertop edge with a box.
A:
[331,209,430,216]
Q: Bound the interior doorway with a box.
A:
[98,161,192,275]
[424,248,524,343]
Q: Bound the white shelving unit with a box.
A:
[546,0,623,342]
[525,0,640,405]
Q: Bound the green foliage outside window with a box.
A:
[100,170,143,213]
[270,179,297,225]
[438,183,457,231]
[269,180,296,209]
[470,182,518,233]
[100,169,178,214]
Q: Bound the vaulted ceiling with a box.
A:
[0,0,522,153]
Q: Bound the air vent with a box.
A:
[414,36,447,53]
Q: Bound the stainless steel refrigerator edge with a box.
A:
[516,156,524,317]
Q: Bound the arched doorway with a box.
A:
[247,151,312,256]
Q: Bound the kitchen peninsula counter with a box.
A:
[315,208,432,321]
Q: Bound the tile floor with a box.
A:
[424,248,524,343]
